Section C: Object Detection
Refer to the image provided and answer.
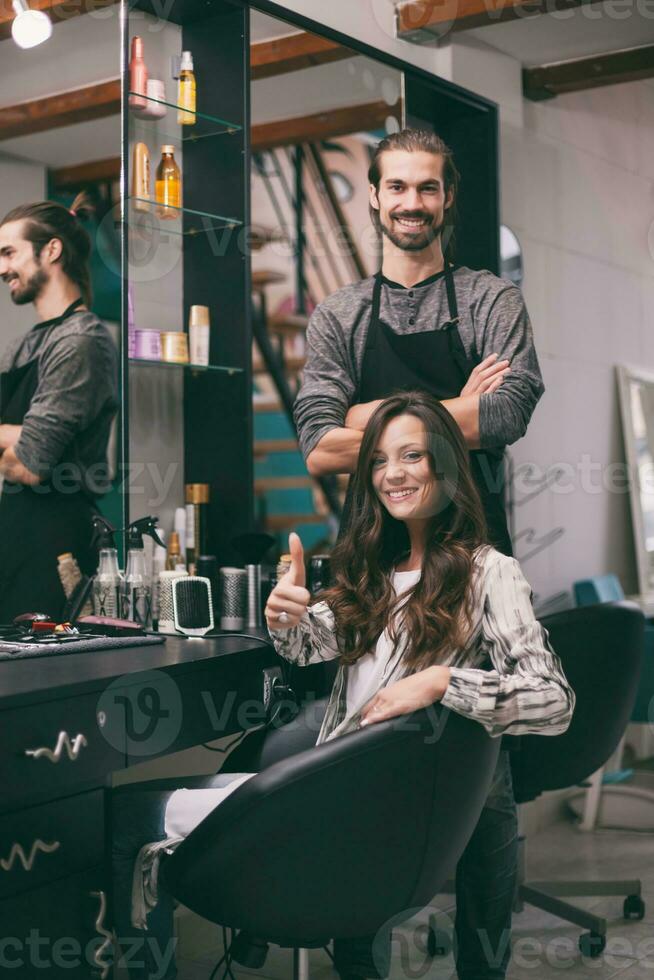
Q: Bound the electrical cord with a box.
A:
[208,927,237,980]
[208,631,272,645]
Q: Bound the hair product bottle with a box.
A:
[188,305,210,365]
[185,483,210,572]
[166,531,186,571]
[155,145,181,219]
[131,142,150,212]
[177,50,196,125]
[128,36,148,110]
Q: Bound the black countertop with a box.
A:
[0,630,275,709]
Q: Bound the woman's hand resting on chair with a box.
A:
[360,666,451,726]
[265,532,310,631]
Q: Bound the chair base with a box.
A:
[293,947,310,980]
[427,842,645,962]
[515,879,643,932]
[567,774,654,832]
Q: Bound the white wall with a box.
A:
[451,45,654,606]
[0,156,47,349]
[442,35,654,605]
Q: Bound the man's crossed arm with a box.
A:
[306,354,510,477]
[0,425,40,485]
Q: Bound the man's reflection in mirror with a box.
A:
[0,194,118,622]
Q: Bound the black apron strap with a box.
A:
[366,273,382,351]
[33,296,84,331]
[443,261,459,327]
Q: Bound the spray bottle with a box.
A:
[122,516,165,627]
[91,516,124,618]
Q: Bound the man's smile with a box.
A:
[394,216,430,231]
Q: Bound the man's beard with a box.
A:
[377,211,444,253]
[7,266,48,306]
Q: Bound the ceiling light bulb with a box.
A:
[11,0,52,49]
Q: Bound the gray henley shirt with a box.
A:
[0,310,119,494]
[293,266,545,459]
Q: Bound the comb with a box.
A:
[172,576,214,637]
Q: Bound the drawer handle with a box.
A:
[90,890,112,979]
[24,730,88,763]
[0,838,60,872]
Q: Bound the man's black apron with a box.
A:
[342,264,512,557]
[0,299,98,622]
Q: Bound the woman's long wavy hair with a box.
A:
[322,392,487,671]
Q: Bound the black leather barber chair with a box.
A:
[162,703,500,979]
[511,601,646,957]
[426,601,647,961]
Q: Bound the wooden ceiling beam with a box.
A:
[395,0,598,38]
[50,155,120,189]
[252,99,402,152]
[0,79,120,141]
[524,44,654,100]
[251,31,355,80]
[0,0,119,41]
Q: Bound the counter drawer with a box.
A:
[0,865,111,979]
[0,789,104,900]
[0,691,125,813]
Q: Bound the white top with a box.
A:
[345,569,421,716]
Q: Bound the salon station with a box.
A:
[0,1,653,978]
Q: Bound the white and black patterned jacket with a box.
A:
[268,546,575,745]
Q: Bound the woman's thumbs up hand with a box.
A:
[287,531,306,588]
[265,532,310,631]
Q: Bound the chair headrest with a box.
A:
[511,601,645,803]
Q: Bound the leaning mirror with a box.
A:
[617,365,654,596]
[500,224,523,288]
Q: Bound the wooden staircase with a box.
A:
[251,265,337,546]
[251,135,365,546]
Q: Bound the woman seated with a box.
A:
[110,390,574,980]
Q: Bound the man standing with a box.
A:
[293,129,545,980]
[0,195,118,621]
[296,128,545,557]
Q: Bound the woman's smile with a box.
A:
[386,487,419,501]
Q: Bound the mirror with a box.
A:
[249,10,403,552]
[0,13,121,623]
[617,365,654,595]
[500,224,523,288]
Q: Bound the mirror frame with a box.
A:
[617,364,654,596]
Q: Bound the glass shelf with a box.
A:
[129,358,243,376]
[128,92,241,142]
[127,197,242,237]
